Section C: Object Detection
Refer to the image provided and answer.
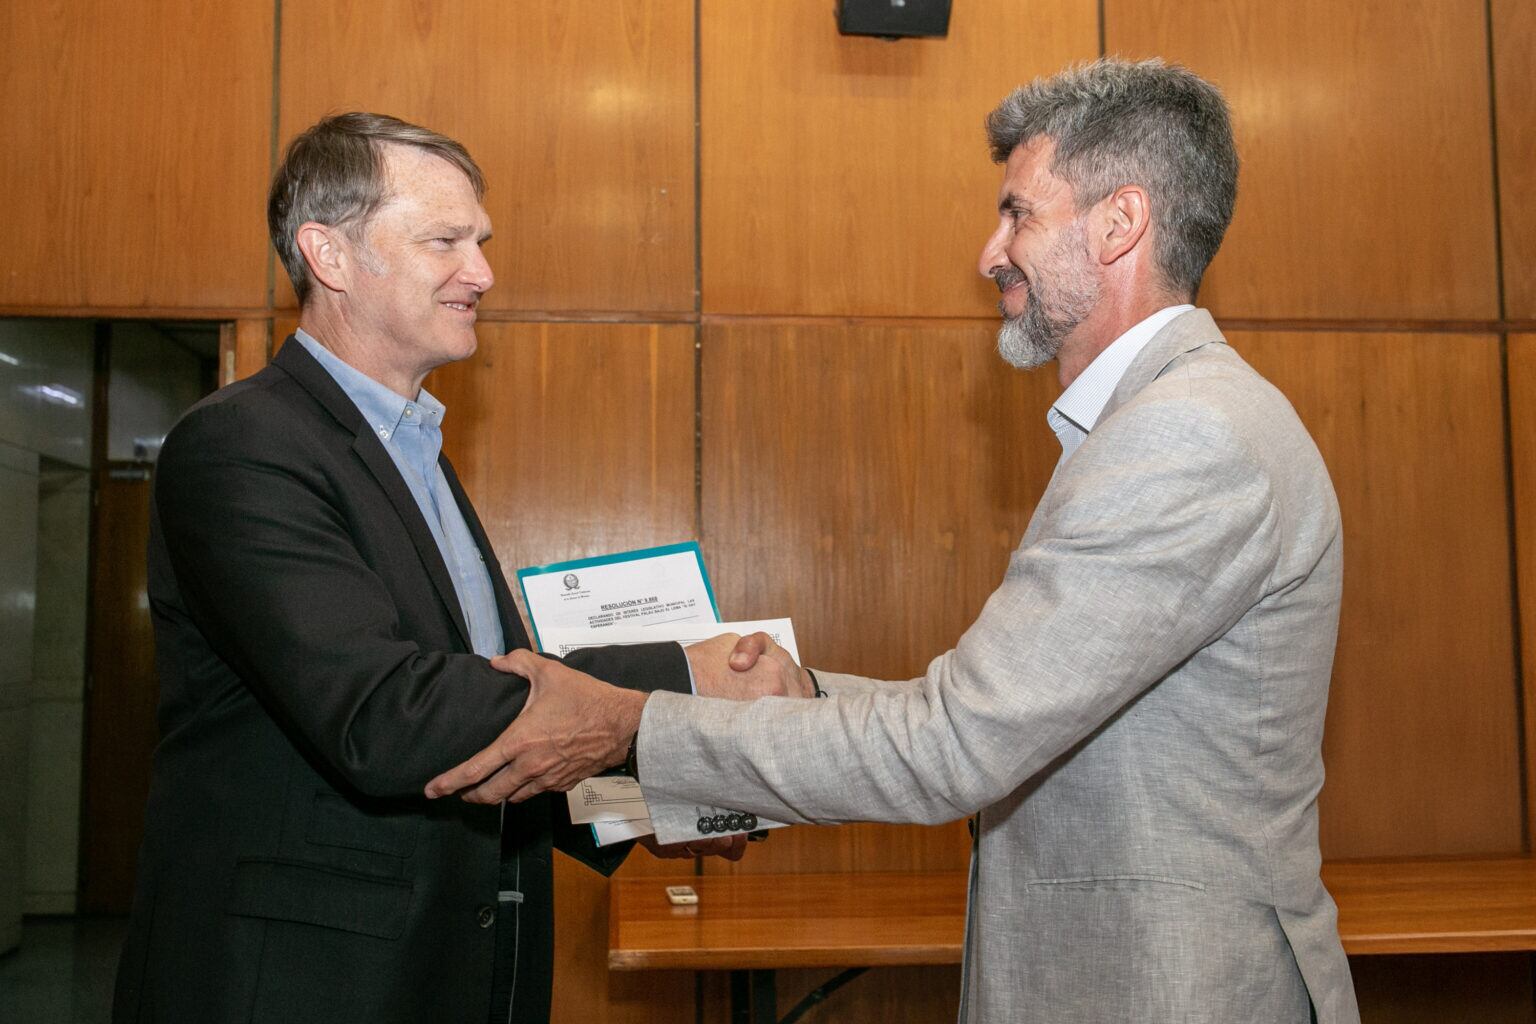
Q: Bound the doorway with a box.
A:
[78,321,219,914]
[0,317,220,936]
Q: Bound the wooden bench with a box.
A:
[610,857,1536,1022]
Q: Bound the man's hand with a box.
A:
[423,649,645,804]
[685,631,815,700]
[638,833,747,861]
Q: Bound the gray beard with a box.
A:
[995,223,1099,371]
[996,302,1065,370]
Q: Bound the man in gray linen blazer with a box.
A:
[648,305,1357,1023]
[425,58,1360,1023]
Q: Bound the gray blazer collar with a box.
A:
[1097,308,1227,424]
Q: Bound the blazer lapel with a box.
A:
[272,339,474,652]
[1098,307,1228,424]
[1019,309,1229,549]
[438,455,533,653]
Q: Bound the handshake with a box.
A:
[423,632,811,857]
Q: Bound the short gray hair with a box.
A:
[985,58,1237,298]
[268,112,486,305]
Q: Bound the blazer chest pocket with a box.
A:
[306,791,420,858]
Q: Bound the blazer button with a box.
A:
[477,905,496,929]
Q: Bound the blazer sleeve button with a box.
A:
[477,905,496,928]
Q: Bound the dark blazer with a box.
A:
[112,339,689,1024]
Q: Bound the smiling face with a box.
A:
[345,143,495,384]
[978,136,1101,371]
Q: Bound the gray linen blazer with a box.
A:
[640,309,1359,1023]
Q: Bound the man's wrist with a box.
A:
[615,689,648,775]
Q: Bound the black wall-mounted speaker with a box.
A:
[836,0,952,40]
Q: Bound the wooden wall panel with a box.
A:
[1509,335,1536,846]
[699,320,1057,707]
[429,320,696,1024]
[218,319,271,385]
[702,965,961,1024]
[553,854,693,1024]
[1495,0,1536,320]
[0,1,272,311]
[430,321,697,567]
[699,0,1098,318]
[1233,332,1521,857]
[79,474,158,913]
[1106,0,1500,322]
[698,319,1058,1023]
[278,2,695,315]
[273,316,299,353]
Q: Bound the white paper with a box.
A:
[540,618,800,663]
[568,775,649,824]
[520,547,717,637]
[561,616,802,846]
[522,546,796,848]
[592,818,657,845]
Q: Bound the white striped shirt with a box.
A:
[1047,305,1195,464]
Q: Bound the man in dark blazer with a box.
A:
[112,113,760,1024]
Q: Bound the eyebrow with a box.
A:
[420,223,493,244]
[998,194,1032,216]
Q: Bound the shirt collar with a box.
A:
[1049,305,1194,434]
[294,328,446,441]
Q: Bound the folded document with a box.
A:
[557,619,800,845]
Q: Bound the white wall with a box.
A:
[106,323,203,462]
[0,320,94,470]
[0,443,40,952]
[26,466,90,915]
[0,319,94,946]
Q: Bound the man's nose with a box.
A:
[464,247,495,294]
[978,221,1009,280]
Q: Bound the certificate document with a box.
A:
[519,542,795,847]
[516,541,719,650]
[557,619,800,846]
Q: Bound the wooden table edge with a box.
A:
[608,945,964,972]
[611,860,1536,970]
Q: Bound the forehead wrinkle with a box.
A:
[420,220,473,237]
[372,148,489,244]
[1005,169,1073,220]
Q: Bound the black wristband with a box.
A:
[807,669,826,698]
[625,733,640,780]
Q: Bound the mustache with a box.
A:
[991,266,1026,293]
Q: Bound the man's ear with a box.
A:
[295,222,351,295]
[1095,184,1151,266]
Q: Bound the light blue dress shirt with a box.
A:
[294,329,505,659]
